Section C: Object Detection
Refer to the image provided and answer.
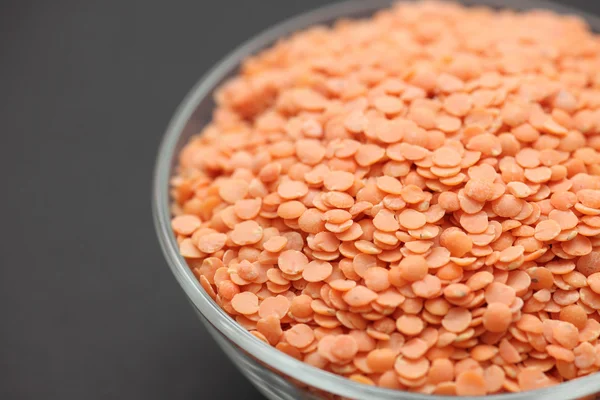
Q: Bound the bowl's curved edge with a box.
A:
[153,1,600,399]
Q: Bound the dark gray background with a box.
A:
[1,0,599,399]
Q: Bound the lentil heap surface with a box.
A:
[170,1,600,395]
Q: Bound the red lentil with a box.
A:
[170,2,600,395]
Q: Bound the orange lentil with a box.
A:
[277,200,306,219]
[528,267,554,290]
[456,370,487,396]
[302,261,333,283]
[485,282,516,306]
[484,365,506,393]
[492,195,524,219]
[547,345,575,362]
[364,266,391,292]
[549,209,579,230]
[482,303,512,333]
[259,295,290,320]
[277,180,308,200]
[170,2,600,394]
[438,192,460,212]
[401,338,429,359]
[366,348,397,373]
[412,274,442,299]
[284,323,315,349]
[517,367,553,391]
[263,236,288,253]
[372,209,399,232]
[399,255,428,282]
[234,198,262,220]
[394,356,430,380]
[465,179,494,203]
[171,214,201,236]
[330,334,359,361]
[577,251,600,276]
[400,184,426,204]
[442,308,472,333]
[396,314,425,336]
[231,292,259,315]
[324,170,355,192]
[588,273,600,294]
[534,219,562,241]
[466,271,494,291]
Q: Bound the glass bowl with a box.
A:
[153,0,600,399]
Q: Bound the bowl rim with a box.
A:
[153,0,600,398]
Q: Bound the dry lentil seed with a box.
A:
[171,215,201,235]
[483,303,512,333]
[398,209,427,230]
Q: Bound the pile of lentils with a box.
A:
[169,1,600,396]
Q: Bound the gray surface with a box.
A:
[1,0,599,399]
